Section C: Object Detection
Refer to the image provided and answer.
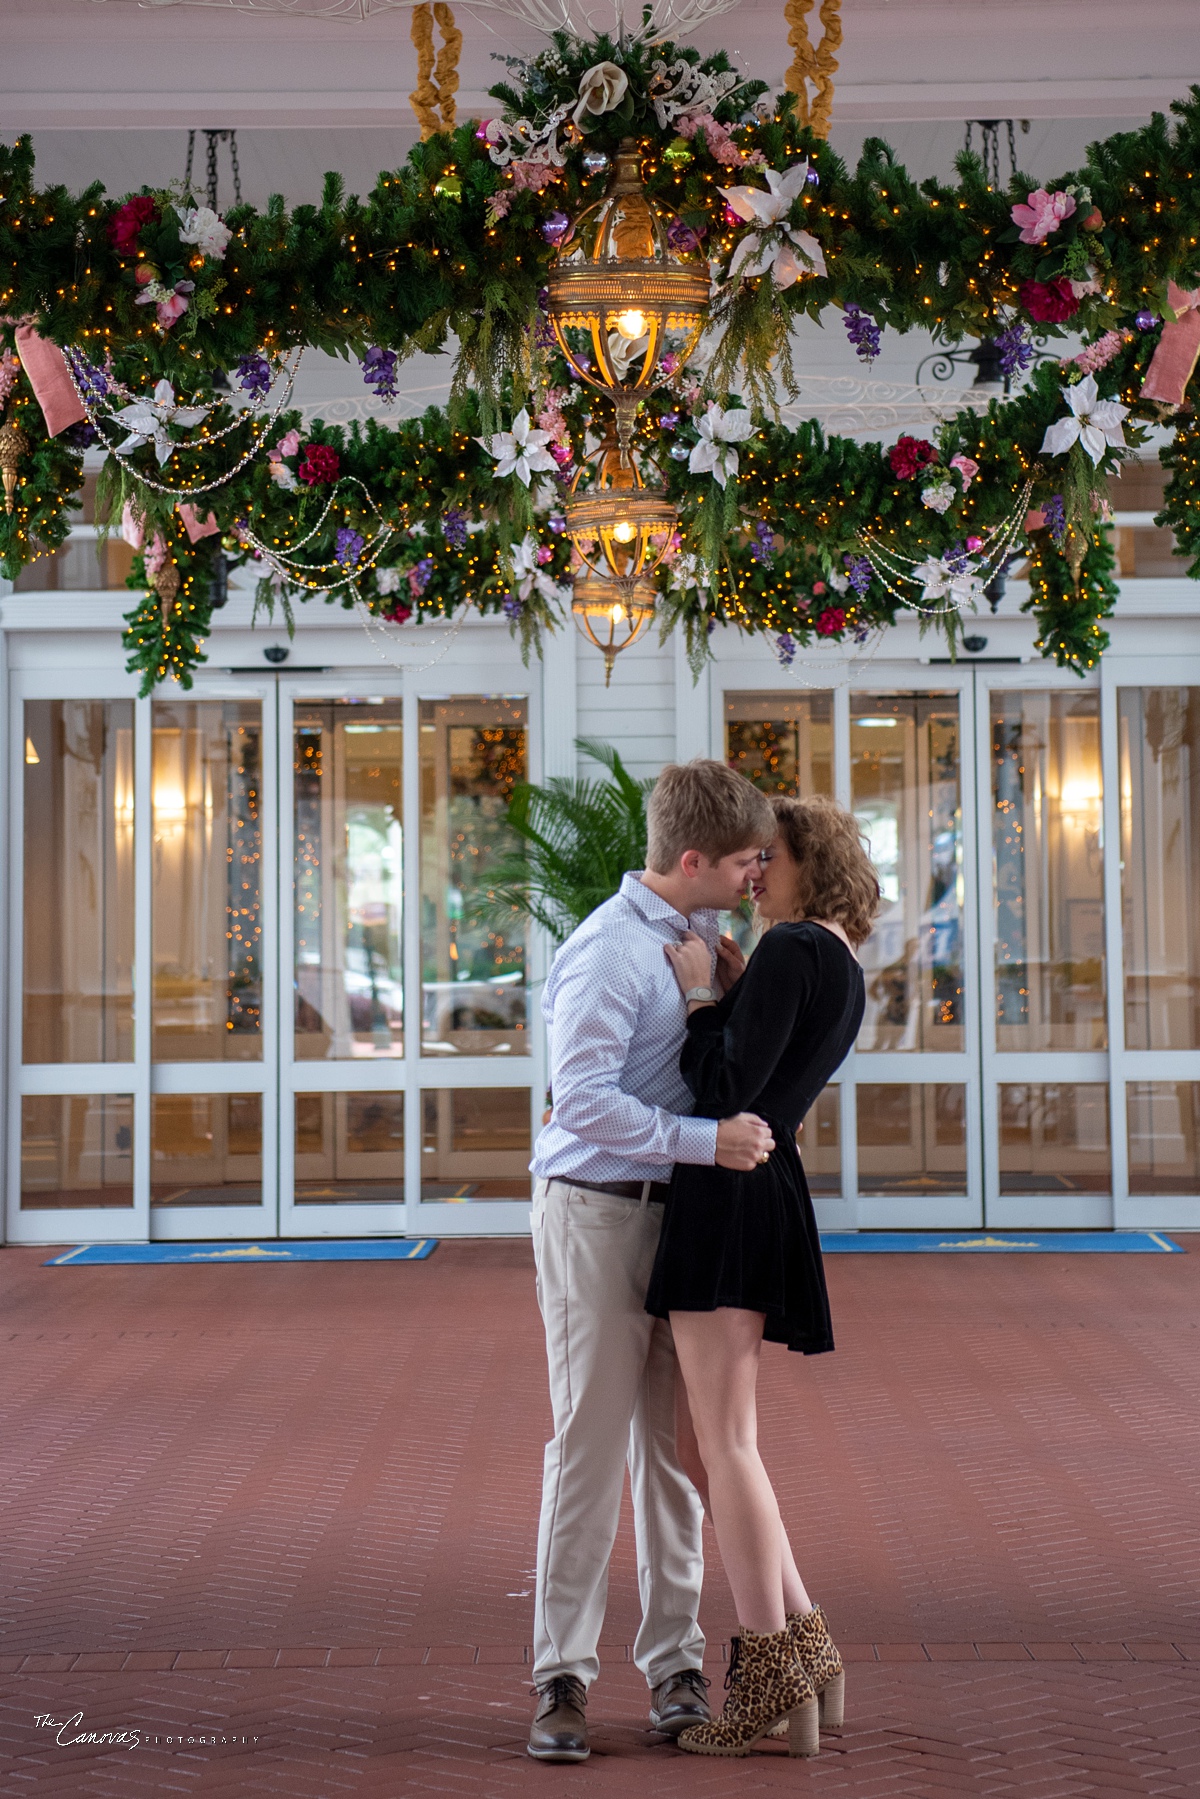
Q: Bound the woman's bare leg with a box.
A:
[670,1308,790,1634]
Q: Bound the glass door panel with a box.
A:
[152,700,264,1062]
[990,690,1106,1052]
[419,696,529,1057]
[851,693,965,1055]
[20,1094,134,1210]
[293,699,404,1060]
[23,699,134,1064]
[1118,687,1200,1050]
[419,1087,533,1201]
[293,1092,406,1205]
[151,1093,263,1207]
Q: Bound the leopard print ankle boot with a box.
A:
[676,1627,818,1758]
[766,1604,845,1737]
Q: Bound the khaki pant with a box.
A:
[531,1177,706,1690]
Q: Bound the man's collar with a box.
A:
[621,871,718,935]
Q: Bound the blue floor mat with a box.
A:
[45,1239,438,1265]
[820,1231,1181,1254]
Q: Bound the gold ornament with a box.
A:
[564,423,676,590]
[154,562,181,626]
[545,138,710,462]
[0,413,31,515]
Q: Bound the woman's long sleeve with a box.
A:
[680,929,817,1117]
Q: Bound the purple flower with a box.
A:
[750,520,775,565]
[60,419,100,450]
[775,633,797,668]
[408,556,435,597]
[994,323,1034,380]
[1043,493,1068,550]
[945,542,972,575]
[844,554,872,596]
[502,593,524,621]
[335,526,365,567]
[844,304,881,365]
[441,507,468,549]
[667,217,704,253]
[234,353,271,401]
[68,351,109,403]
[361,346,399,403]
[853,624,871,643]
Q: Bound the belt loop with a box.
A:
[640,1181,651,1209]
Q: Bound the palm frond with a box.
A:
[472,738,653,946]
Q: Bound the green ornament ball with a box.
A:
[434,171,463,201]
[664,137,693,169]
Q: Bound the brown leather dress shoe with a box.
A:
[527,1674,590,1762]
[649,1667,711,1736]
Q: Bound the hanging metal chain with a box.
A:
[183,129,243,209]
[963,117,1030,187]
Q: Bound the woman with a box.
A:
[644,794,880,1758]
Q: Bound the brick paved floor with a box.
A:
[2,1238,1199,1796]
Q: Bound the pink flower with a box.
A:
[156,292,189,329]
[950,454,979,490]
[134,263,157,287]
[1011,188,1076,245]
[1069,330,1125,375]
[274,429,301,459]
[1019,277,1079,324]
[143,535,169,576]
[812,580,826,595]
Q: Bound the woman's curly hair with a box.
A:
[769,794,881,947]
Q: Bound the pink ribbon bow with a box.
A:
[1140,282,1200,408]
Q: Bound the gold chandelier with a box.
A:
[565,422,676,684]
[572,576,657,686]
[545,138,711,460]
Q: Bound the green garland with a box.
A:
[2,30,1199,686]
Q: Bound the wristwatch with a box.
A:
[684,986,718,1004]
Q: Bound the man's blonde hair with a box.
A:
[645,759,775,874]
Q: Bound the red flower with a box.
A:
[816,607,846,637]
[107,196,158,255]
[384,601,412,623]
[297,443,340,486]
[1019,277,1079,324]
[887,435,937,480]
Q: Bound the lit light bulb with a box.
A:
[614,309,647,340]
[610,603,625,622]
[612,520,636,543]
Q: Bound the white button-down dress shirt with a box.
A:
[530,872,721,1184]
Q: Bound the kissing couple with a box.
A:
[526,756,880,1761]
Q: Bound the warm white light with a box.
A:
[610,603,625,622]
[614,309,647,340]
[24,736,39,765]
[612,520,636,543]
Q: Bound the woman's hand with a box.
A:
[664,929,713,997]
[714,933,747,995]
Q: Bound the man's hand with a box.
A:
[715,934,747,994]
[715,1113,775,1170]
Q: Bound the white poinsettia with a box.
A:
[508,533,571,605]
[606,327,651,381]
[113,379,212,465]
[719,163,827,289]
[912,554,987,610]
[176,205,233,260]
[1040,374,1128,466]
[688,403,756,488]
[477,409,558,486]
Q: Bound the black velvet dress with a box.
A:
[645,921,865,1354]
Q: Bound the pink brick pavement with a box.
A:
[1,1236,1198,1795]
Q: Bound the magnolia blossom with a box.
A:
[1040,374,1128,466]
[477,409,558,486]
[177,205,233,260]
[719,164,826,289]
[1011,188,1076,245]
[921,479,956,515]
[688,403,756,488]
[113,379,211,465]
[573,62,628,127]
[509,533,571,606]
[912,554,987,610]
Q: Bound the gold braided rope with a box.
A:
[784,0,842,138]
[409,2,461,139]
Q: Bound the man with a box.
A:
[526,758,777,1762]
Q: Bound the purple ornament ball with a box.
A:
[1134,309,1158,331]
[542,211,571,246]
